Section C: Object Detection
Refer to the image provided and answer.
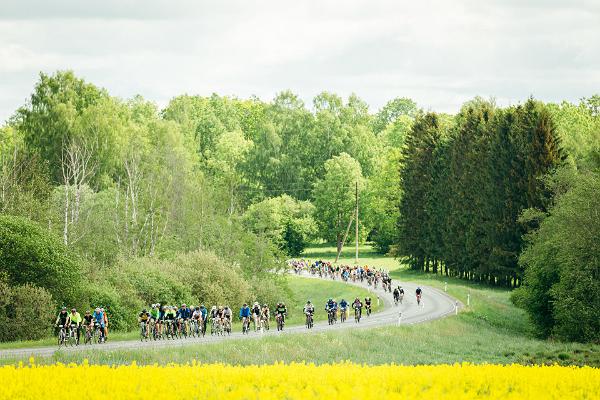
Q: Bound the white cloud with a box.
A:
[0,0,599,122]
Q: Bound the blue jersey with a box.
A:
[200,307,207,319]
[340,300,348,309]
[92,311,104,325]
[239,306,251,318]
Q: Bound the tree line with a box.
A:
[396,97,600,342]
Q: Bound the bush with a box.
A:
[0,274,56,341]
[0,215,81,303]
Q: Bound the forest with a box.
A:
[0,71,598,343]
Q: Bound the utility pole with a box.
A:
[355,180,359,264]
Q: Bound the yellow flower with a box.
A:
[0,361,598,399]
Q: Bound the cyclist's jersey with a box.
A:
[92,311,104,325]
[200,307,208,319]
[365,298,372,306]
[223,309,232,320]
[192,310,202,320]
[69,312,82,325]
[399,288,404,294]
[177,308,191,319]
[252,306,261,316]
[340,301,348,309]
[393,289,399,297]
[83,315,93,325]
[261,308,270,317]
[275,306,286,315]
[239,307,251,318]
[353,301,362,309]
[56,312,69,325]
[326,301,336,311]
[165,311,176,320]
[150,308,160,320]
[303,305,314,314]
[210,309,219,319]
[138,312,150,322]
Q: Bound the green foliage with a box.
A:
[313,153,366,251]
[515,171,600,342]
[0,274,56,341]
[242,194,316,256]
[397,99,564,285]
[0,215,81,303]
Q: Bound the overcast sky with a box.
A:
[1,0,599,122]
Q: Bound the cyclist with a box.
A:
[416,287,422,305]
[325,298,337,323]
[68,308,82,345]
[177,304,191,335]
[92,308,105,342]
[399,286,405,303]
[393,287,400,304]
[190,306,201,335]
[223,306,232,331]
[274,302,287,328]
[339,298,348,320]
[138,309,151,338]
[150,304,160,337]
[303,300,314,326]
[164,306,176,336]
[55,307,70,338]
[82,310,94,340]
[251,302,261,331]
[199,304,208,334]
[239,303,251,332]
[100,307,109,341]
[364,297,372,316]
[261,304,270,330]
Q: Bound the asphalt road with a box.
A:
[0,271,461,359]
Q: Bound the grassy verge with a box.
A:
[3,244,598,367]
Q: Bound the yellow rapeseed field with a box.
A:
[1,360,598,399]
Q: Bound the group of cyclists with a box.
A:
[54,307,108,346]
[136,302,289,341]
[290,260,394,292]
[54,259,425,346]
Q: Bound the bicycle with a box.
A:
[327,309,336,325]
[222,318,231,335]
[305,312,313,329]
[83,325,93,345]
[57,325,68,347]
[139,321,148,341]
[242,317,250,334]
[275,313,285,331]
[94,323,105,344]
[340,308,347,323]
[261,314,270,331]
[354,307,361,323]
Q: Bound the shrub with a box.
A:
[0,274,56,341]
[0,215,81,303]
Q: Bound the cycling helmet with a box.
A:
[71,308,76,312]
[61,307,67,311]
[263,304,268,307]
[200,304,204,308]
[85,310,90,314]
[95,307,100,312]
[182,303,186,307]
[243,303,247,307]
[307,300,311,304]
[142,309,147,313]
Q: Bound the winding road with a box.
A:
[0,271,461,360]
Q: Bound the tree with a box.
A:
[515,171,600,342]
[373,97,418,134]
[313,153,365,254]
[13,71,106,182]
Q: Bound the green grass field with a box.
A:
[2,244,598,367]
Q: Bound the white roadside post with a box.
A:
[467,291,471,307]
[444,282,447,292]
[377,296,380,307]
[455,301,459,315]
[398,311,402,325]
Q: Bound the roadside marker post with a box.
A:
[467,292,471,307]
[455,301,459,315]
[398,312,402,325]
[444,282,447,292]
[377,296,380,307]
